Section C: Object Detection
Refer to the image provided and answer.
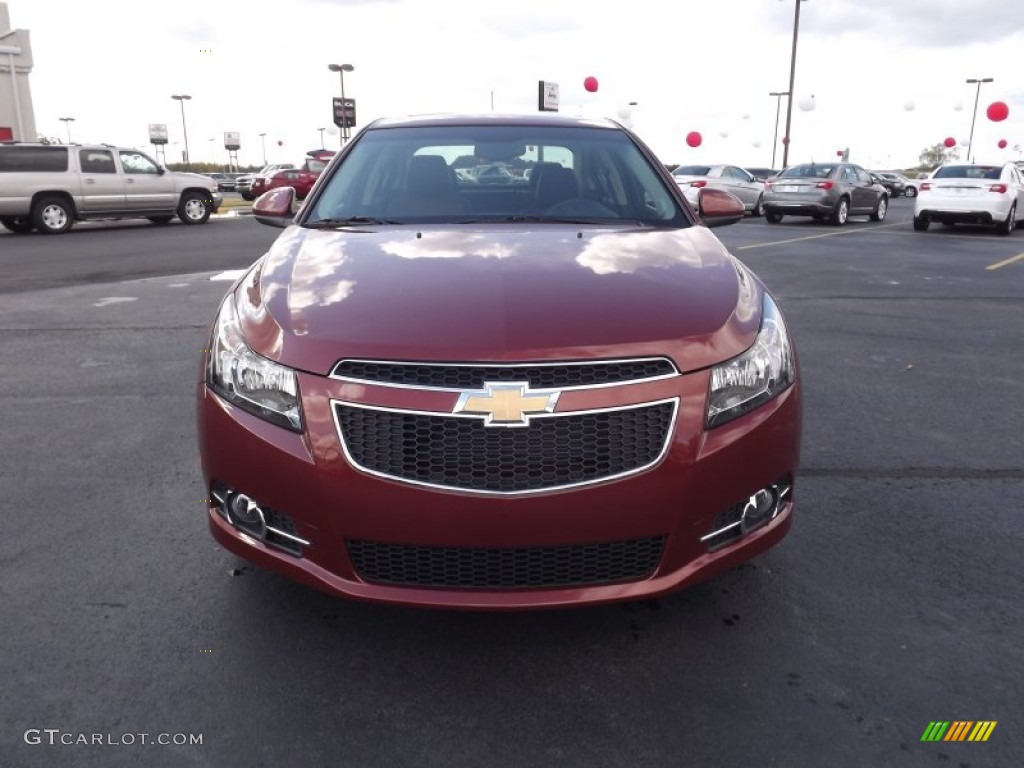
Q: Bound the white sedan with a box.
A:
[913,163,1024,235]
[672,164,765,216]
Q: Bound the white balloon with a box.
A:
[953,102,964,112]
[326,126,339,135]
[903,101,915,111]
[719,130,729,138]
[798,94,816,112]
[752,140,762,148]
[959,138,970,147]
[616,106,632,120]
[741,113,751,120]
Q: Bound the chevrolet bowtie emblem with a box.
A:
[454,382,561,427]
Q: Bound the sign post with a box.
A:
[224,131,241,172]
[538,81,559,112]
[332,98,357,143]
[148,123,168,165]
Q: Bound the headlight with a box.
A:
[205,293,302,431]
[706,293,794,428]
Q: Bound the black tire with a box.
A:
[241,192,254,202]
[912,215,929,232]
[765,211,783,223]
[752,195,765,217]
[870,195,887,222]
[997,204,1015,236]
[31,196,73,234]
[147,215,174,225]
[0,216,33,233]
[830,197,849,226]
[177,191,212,225]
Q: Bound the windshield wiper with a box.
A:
[303,216,401,228]
[458,215,638,226]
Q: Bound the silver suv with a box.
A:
[0,143,222,234]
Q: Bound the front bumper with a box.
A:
[198,365,801,609]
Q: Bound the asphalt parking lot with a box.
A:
[2,197,1021,767]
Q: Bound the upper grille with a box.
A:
[335,400,676,494]
[331,358,677,389]
[346,536,666,589]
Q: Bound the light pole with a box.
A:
[327,63,354,145]
[780,0,808,169]
[317,127,325,149]
[768,91,789,168]
[171,94,192,170]
[965,77,993,164]
[258,132,267,165]
[58,116,75,144]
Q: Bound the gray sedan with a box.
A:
[762,162,888,225]
[672,164,766,216]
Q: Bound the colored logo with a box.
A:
[454,382,560,427]
[921,721,997,742]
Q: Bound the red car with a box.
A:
[198,114,801,610]
[260,152,336,200]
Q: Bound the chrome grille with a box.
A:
[331,358,677,389]
[335,400,676,494]
[346,536,666,589]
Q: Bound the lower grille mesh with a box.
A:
[346,536,667,589]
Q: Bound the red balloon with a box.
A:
[986,101,1009,122]
[583,76,598,93]
[685,131,702,148]
[998,139,1008,149]
[943,136,956,148]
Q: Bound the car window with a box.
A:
[856,168,872,184]
[933,165,1001,180]
[0,146,69,172]
[308,124,688,226]
[780,164,835,179]
[673,165,711,176]
[119,151,161,174]
[79,149,117,174]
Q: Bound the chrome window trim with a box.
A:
[328,356,680,392]
[330,397,680,496]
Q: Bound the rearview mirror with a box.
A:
[253,187,297,228]
[698,187,745,228]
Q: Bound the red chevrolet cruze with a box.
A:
[198,114,801,609]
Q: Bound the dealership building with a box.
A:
[0,2,36,142]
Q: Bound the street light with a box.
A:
[965,77,993,164]
[58,116,75,144]
[317,127,325,149]
[171,94,192,170]
[768,91,789,168]
[780,0,809,169]
[327,63,354,145]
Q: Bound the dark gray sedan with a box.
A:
[763,162,888,225]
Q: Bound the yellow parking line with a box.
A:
[986,252,1024,271]
[737,222,904,251]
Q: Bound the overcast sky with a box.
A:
[7,0,1024,169]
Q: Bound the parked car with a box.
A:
[235,173,256,200]
[870,172,903,197]
[0,143,221,234]
[198,113,799,610]
[672,164,766,216]
[913,162,1024,234]
[206,172,237,192]
[745,167,780,182]
[247,163,297,200]
[762,162,888,225]
[883,172,919,197]
[261,153,335,200]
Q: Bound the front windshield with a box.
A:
[306,124,688,226]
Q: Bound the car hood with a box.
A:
[234,224,762,375]
[172,171,217,189]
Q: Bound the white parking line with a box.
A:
[210,270,247,282]
[93,297,138,307]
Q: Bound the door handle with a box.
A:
[85,178,95,184]
[126,178,135,183]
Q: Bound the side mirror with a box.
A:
[699,187,745,228]
[253,187,297,228]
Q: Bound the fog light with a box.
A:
[227,493,266,538]
[740,486,778,534]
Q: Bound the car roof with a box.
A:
[367,113,621,130]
